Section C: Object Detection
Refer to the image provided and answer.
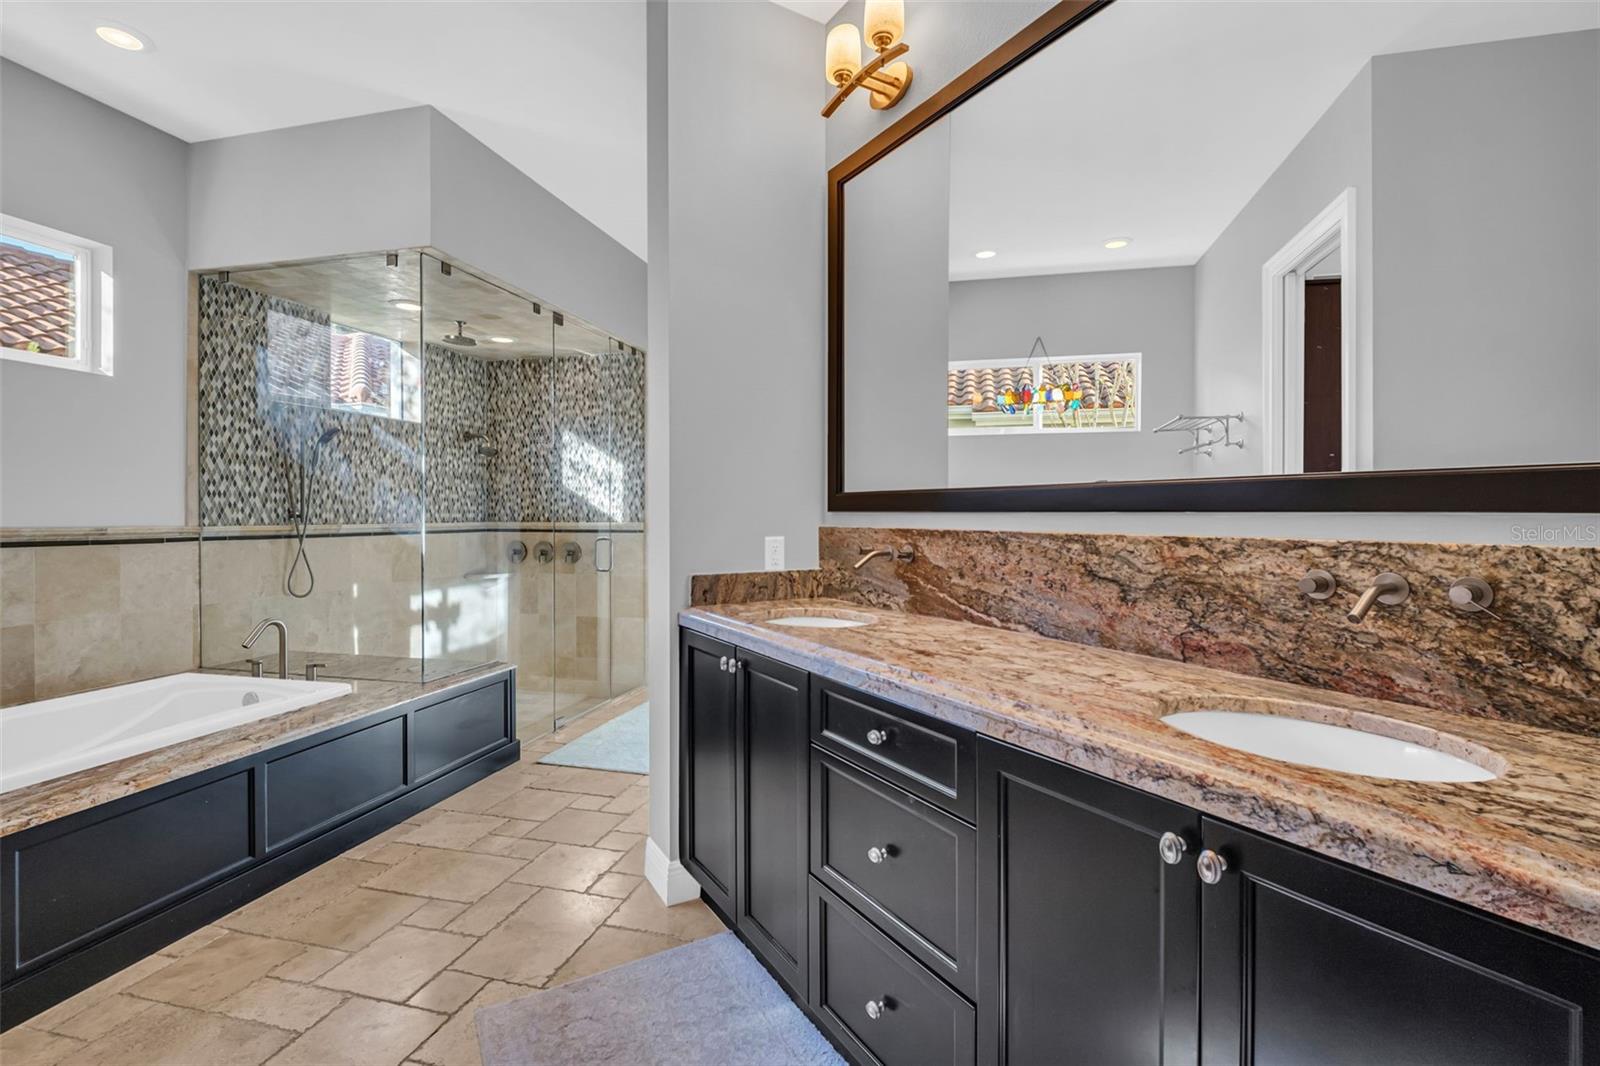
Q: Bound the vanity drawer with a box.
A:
[809,878,975,1066]
[811,751,976,999]
[811,680,975,822]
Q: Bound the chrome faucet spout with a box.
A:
[854,545,915,570]
[1347,573,1409,624]
[243,619,290,679]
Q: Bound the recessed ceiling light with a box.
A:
[487,336,516,344]
[1103,237,1133,250]
[95,25,147,51]
[389,299,422,312]
[974,250,997,259]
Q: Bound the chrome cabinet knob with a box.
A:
[867,845,890,864]
[865,999,886,1021]
[719,655,728,672]
[1197,849,1229,885]
[1158,831,1189,865]
[866,728,889,747]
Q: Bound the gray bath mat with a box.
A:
[475,931,842,1066]
[538,702,649,775]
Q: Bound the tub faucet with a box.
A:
[243,619,289,679]
[1346,573,1410,624]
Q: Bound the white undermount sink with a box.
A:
[1161,710,1499,782]
[765,615,872,629]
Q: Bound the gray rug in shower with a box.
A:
[475,932,842,1066]
[538,702,648,775]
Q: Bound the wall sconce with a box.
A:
[822,0,913,118]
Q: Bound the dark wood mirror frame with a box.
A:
[826,0,1600,513]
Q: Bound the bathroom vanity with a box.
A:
[0,665,519,1029]
[679,607,1600,1066]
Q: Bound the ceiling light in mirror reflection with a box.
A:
[974,250,997,259]
[488,336,515,344]
[1102,237,1132,250]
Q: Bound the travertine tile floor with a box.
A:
[2,691,726,1066]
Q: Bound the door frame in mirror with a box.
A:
[825,0,1600,512]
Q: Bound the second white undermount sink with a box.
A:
[766,615,872,629]
[1161,710,1498,782]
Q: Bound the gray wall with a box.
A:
[843,118,952,491]
[1192,64,1373,479]
[189,107,645,347]
[0,60,190,527]
[947,266,1196,487]
[188,108,433,274]
[1372,30,1599,470]
[645,0,826,895]
[429,111,647,348]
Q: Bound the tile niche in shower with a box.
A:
[195,250,645,733]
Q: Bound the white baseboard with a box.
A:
[644,836,702,906]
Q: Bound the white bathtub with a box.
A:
[0,673,353,795]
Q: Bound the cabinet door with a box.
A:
[736,650,809,996]
[977,738,1200,1066]
[1199,818,1600,1066]
[680,631,738,917]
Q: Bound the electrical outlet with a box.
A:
[764,536,785,572]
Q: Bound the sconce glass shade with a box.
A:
[864,0,905,51]
[826,23,862,85]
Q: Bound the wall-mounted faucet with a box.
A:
[243,619,289,679]
[1347,573,1409,624]
[855,545,915,569]
[1448,577,1499,619]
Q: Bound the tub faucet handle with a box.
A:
[305,662,327,682]
[247,657,265,678]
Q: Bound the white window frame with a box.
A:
[0,214,114,375]
[947,353,1143,436]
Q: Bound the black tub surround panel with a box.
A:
[0,667,519,1029]
[678,608,1600,1066]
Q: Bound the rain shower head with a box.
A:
[443,320,478,347]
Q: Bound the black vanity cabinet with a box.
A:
[977,737,1200,1065]
[679,631,809,996]
[1199,818,1599,1066]
[975,737,1600,1066]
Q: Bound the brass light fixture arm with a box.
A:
[822,42,912,118]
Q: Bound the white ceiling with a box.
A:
[948,0,1600,281]
[771,0,849,24]
[0,1,648,259]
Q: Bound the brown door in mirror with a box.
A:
[1303,278,1342,473]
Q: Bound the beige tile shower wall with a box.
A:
[199,533,424,666]
[610,532,646,692]
[1,540,200,706]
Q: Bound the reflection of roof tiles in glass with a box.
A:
[0,242,74,356]
[948,362,1137,411]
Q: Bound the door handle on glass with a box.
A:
[1197,849,1229,884]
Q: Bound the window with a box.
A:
[0,214,113,374]
[265,308,421,422]
[947,354,1141,435]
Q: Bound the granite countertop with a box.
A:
[0,662,513,837]
[681,600,1600,949]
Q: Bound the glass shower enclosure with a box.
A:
[195,250,645,736]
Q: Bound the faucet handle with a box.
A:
[1448,577,1500,619]
[1297,569,1336,601]
[304,662,328,681]
[247,657,265,678]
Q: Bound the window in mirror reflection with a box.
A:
[947,355,1139,435]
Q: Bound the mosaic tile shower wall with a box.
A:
[197,278,645,527]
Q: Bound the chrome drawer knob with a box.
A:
[865,999,885,1021]
[719,656,728,672]
[1197,849,1229,885]
[866,728,889,746]
[1158,831,1188,866]
[867,845,890,864]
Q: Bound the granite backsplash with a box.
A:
[691,527,1599,736]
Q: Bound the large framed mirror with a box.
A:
[827,0,1600,511]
